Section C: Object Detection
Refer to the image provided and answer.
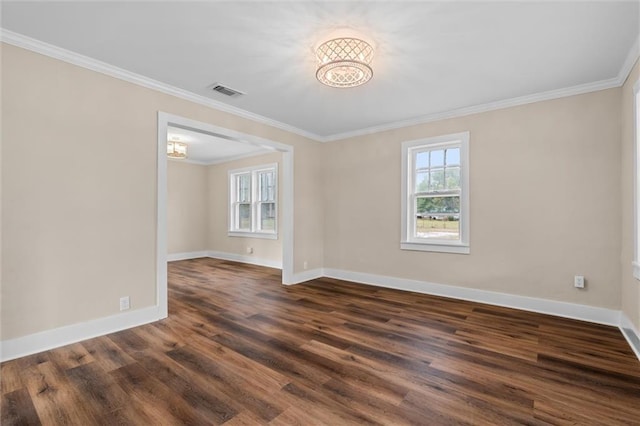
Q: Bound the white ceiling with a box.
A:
[2,1,639,140]
[167,126,272,164]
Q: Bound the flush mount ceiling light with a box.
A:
[167,139,187,159]
[315,37,374,88]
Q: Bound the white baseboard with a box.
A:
[286,268,324,285]
[0,305,164,362]
[620,312,640,361]
[4,262,635,363]
[322,268,621,327]
[168,250,283,269]
[167,251,209,261]
[207,250,282,269]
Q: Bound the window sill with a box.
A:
[633,261,640,281]
[228,231,278,240]
[401,241,470,254]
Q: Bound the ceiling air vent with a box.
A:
[210,83,245,98]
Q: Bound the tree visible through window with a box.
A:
[229,164,278,237]
[414,146,461,240]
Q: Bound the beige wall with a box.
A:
[621,59,640,330]
[323,88,622,309]
[207,152,283,264]
[1,43,323,340]
[167,161,208,254]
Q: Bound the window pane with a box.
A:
[415,196,460,240]
[237,174,251,203]
[416,172,429,192]
[238,203,251,229]
[416,151,429,169]
[429,169,445,191]
[258,170,275,202]
[446,148,460,166]
[260,202,276,231]
[445,167,460,189]
[430,150,444,167]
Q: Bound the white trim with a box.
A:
[167,251,209,262]
[157,113,169,319]
[280,149,294,284]
[286,268,324,285]
[3,28,639,144]
[400,242,470,254]
[158,113,293,153]
[0,29,322,142]
[633,80,640,281]
[0,306,163,362]
[322,268,621,326]
[228,231,277,240]
[207,250,282,269]
[620,312,640,361]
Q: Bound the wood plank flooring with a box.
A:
[2,257,640,425]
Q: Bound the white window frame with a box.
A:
[228,163,278,240]
[633,79,640,280]
[401,132,470,254]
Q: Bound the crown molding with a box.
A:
[322,34,640,142]
[322,77,622,142]
[2,28,639,144]
[617,35,640,86]
[0,29,323,142]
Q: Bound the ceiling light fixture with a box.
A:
[315,37,374,88]
[167,139,187,159]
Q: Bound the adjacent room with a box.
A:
[2,1,640,424]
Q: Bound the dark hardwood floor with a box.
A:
[2,258,640,425]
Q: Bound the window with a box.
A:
[229,163,277,239]
[634,80,640,279]
[401,132,469,254]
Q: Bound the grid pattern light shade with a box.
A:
[167,141,187,159]
[316,38,374,88]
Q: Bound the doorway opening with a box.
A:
[156,112,294,318]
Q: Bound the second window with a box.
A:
[229,163,278,238]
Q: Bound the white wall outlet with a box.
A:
[119,296,130,311]
[303,261,308,270]
[574,275,585,289]
[246,247,253,254]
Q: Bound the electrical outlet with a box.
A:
[246,247,253,254]
[120,296,130,311]
[303,261,308,270]
[574,276,585,289]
